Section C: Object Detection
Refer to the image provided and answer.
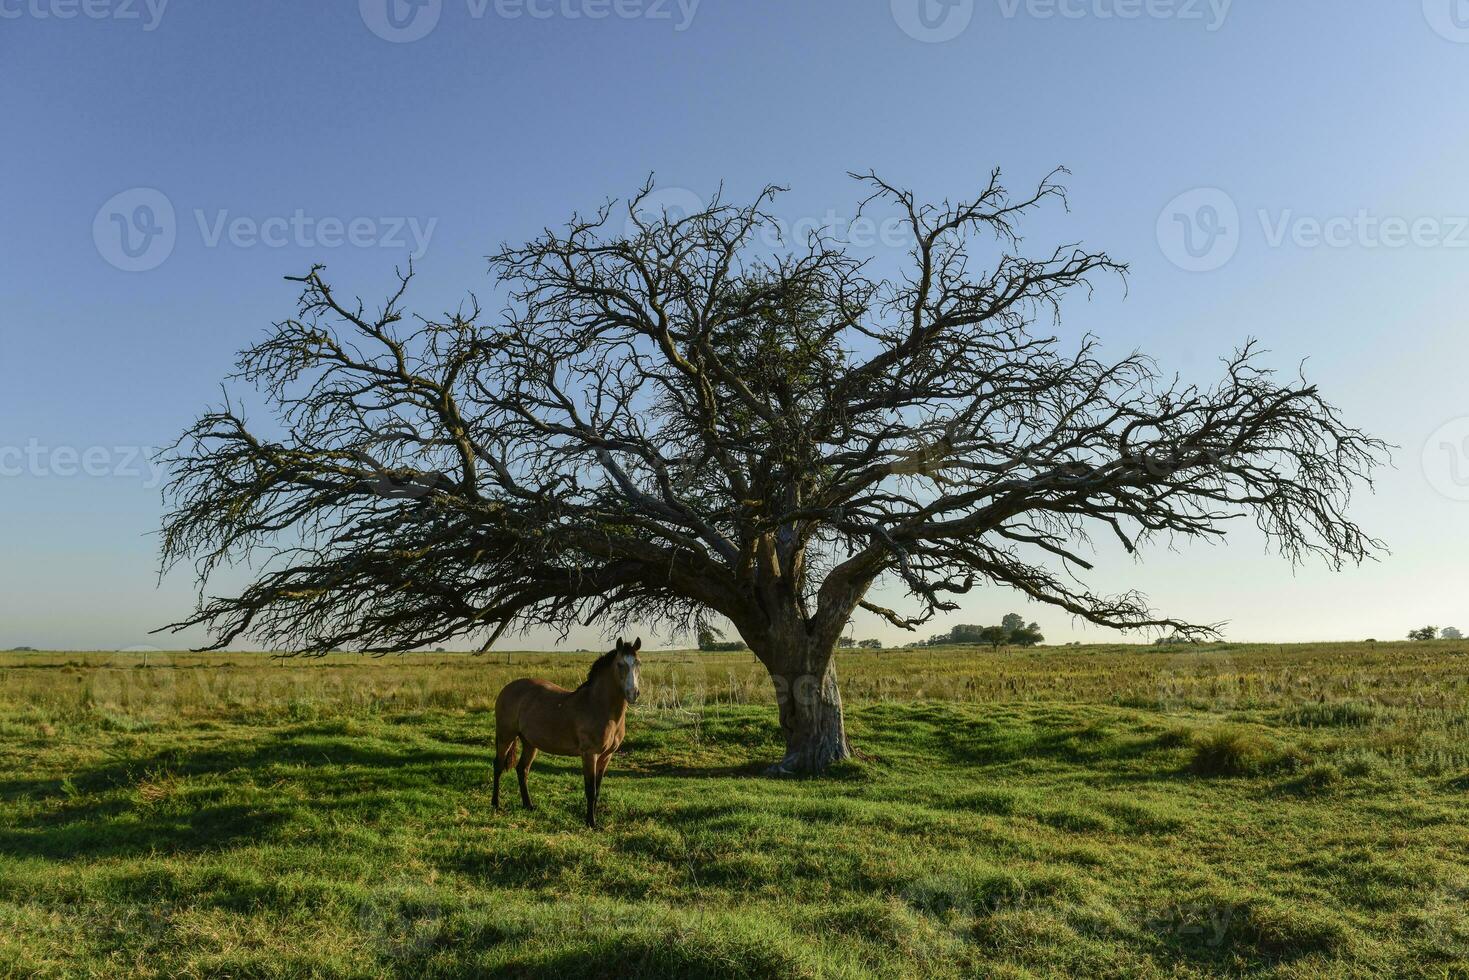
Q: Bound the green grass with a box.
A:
[2,642,1468,976]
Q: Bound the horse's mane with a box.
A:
[579,647,621,688]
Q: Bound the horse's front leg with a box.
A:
[595,750,612,805]
[581,753,600,828]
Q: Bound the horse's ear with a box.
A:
[615,636,624,650]
[632,637,642,653]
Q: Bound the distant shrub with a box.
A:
[1154,726,1193,749]
[1231,896,1348,957]
[1286,762,1344,795]
[1338,751,1387,779]
[814,898,922,947]
[1189,727,1301,777]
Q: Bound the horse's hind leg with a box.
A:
[492,734,517,810]
[516,738,538,809]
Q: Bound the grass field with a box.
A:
[2,641,1468,977]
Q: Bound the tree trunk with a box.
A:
[766,655,852,775]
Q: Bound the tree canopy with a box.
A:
[158,169,1387,771]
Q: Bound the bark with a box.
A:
[765,654,852,775]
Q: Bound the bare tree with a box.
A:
[159,170,1387,773]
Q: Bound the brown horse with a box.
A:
[492,636,642,827]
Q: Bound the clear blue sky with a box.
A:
[4,0,1468,650]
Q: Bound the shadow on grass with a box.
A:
[449,839,593,888]
[918,713,1182,770]
[0,801,293,861]
[0,729,485,860]
[493,942,803,980]
[12,731,483,797]
[615,762,765,781]
[364,928,809,980]
[1,704,1195,864]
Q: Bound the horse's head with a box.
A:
[613,636,642,704]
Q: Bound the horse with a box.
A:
[492,636,642,827]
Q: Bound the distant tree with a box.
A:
[1011,622,1045,647]
[158,171,1388,773]
[950,624,986,644]
[698,627,747,652]
[856,638,883,650]
[1441,626,1463,641]
[968,615,1044,649]
[978,625,1010,649]
[1408,626,1439,641]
